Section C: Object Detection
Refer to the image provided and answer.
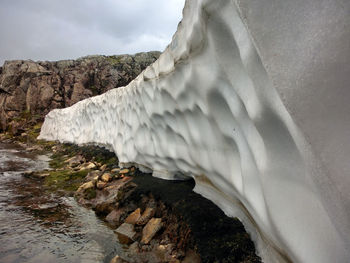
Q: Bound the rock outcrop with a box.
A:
[0,52,160,131]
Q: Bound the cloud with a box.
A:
[0,0,185,65]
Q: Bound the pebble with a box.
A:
[119,169,129,174]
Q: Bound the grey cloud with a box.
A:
[0,0,185,65]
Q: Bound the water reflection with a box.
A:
[0,143,121,263]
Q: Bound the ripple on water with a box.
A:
[0,143,123,263]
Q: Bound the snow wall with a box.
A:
[39,0,350,262]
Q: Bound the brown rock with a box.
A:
[106,209,124,226]
[136,207,156,225]
[125,208,141,225]
[111,168,120,173]
[76,181,95,193]
[119,168,130,174]
[115,223,137,244]
[141,218,163,244]
[101,173,112,182]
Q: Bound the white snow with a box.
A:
[39,0,350,262]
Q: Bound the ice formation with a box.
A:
[39,0,350,262]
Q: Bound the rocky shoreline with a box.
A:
[0,124,261,263]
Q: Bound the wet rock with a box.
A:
[115,223,137,244]
[93,200,116,215]
[101,173,112,182]
[136,207,155,225]
[141,218,163,244]
[106,209,124,226]
[125,208,141,225]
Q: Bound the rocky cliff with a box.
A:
[0,52,160,133]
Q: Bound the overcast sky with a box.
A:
[0,0,185,65]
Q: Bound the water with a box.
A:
[0,142,122,263]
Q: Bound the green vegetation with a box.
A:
[44,169,90,192]
[84,188,97,200]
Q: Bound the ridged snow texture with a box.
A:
[39,0,350,262]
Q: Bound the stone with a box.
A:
[76,181,94,193]
[106,209,124,226]
[141,218,162,244]
[125,208,141,225]
[101,173,112,182]
[115,223,137,244]
[136,207,155,225]
[119,168,129,174]
[85,162,96,169]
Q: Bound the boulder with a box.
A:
[115,223,137,244]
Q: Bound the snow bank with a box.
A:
[39,0,350,262]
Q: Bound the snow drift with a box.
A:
[39,0,350,262]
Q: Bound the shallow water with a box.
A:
[0,142,122,263]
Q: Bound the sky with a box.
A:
[0,0,185,65]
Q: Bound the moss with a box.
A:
[44,169,90,192]
[49,156,66,169]
[84,188,97,200]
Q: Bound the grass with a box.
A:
[44,169,90,192]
